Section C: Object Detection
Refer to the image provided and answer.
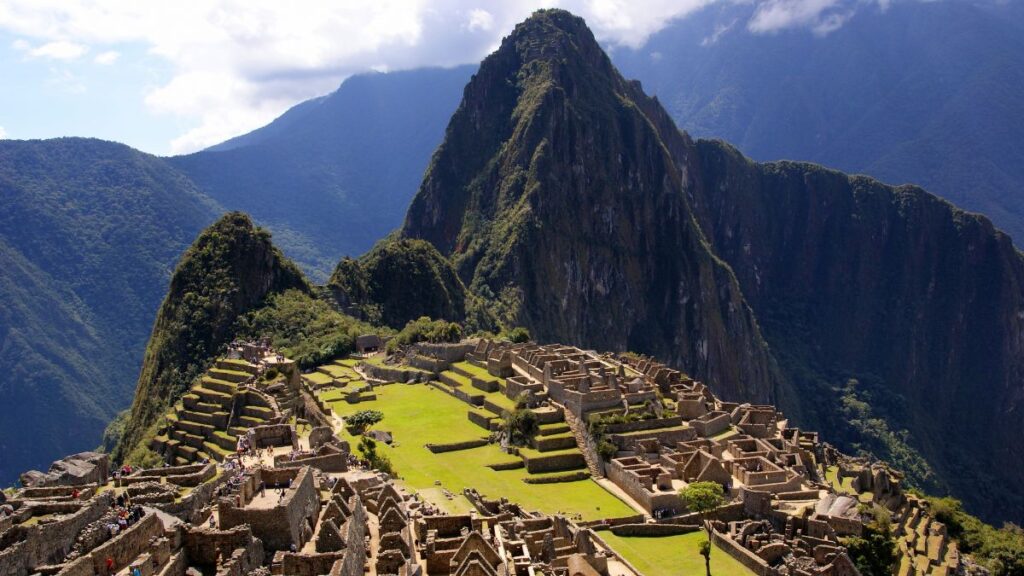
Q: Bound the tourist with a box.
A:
[209,515,216,529]
[105,557,114,572]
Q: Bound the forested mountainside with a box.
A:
[113,213,307,463]
[613,0,1024,242]
[399,9,1024,524]
[170,66,473,279]
[690,140,1024,524]
[0,138,219,486]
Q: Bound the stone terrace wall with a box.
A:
[0,493,111,576]
[58,512,164,576]
[412,342,473,363]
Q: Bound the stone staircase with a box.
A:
[151,358,277,464]
[561,407,605,477]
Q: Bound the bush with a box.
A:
[501,326,531,343]
[597,441,618,460]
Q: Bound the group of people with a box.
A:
[106,493,145,537]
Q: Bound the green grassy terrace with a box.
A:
[324,383,632,520]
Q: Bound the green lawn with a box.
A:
[825,466,872,502]
[600,532,754,576]
[451,361,494,380]
[326,383,633,520]
[304,372,333,386]
[319,365,356,379]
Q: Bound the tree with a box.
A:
[680,482,726,576]
[505,408,539,446]
[347,409,384,433]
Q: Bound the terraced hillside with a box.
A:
[150,358,279,464]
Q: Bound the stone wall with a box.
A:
[603,416,685,434]
[218,467,320,552]
[361,364,430,383]
[184,525,250,566]
[412,342,473,363]
[281,552,346,576]
[426,439,490,454]
[249,424,298,449]
[605,460,681,514]
[0,493,111,576]
[59,512,165,576]
[609,523,698,536]
[712,531,776,576]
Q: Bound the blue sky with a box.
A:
[0,32,184,153]
[0,0,892,156]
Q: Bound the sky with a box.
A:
[0,0,896,156]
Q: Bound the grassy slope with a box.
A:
[324,383,633,520]
[600,532,753,576]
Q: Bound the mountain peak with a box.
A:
[503,9,605,67]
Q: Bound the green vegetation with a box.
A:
[329,238,468,329]
[927,497,1024,576]
[679,482,726,576]
[599,532,753,576]
[386,317,463,352]
[235,289,379,369]
[0,137,221,484]
[114,213,307,463]
[505,408,539,446]
[346,410,384,433]
[323,383,632,519]
[357,436,394,475]
[844,505,896,576]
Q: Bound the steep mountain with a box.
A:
[690,140,1024,523]
[613,0,1024,242]
[114,212,307,463]
[0,138,219,485]
[401,10,789,408]
[400,8,1024,523]
[171,66,474,278]
[327,238,468,329]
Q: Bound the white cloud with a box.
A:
[93,49,119,64]
[701,18,737,46]
[0,0,899,152]
[27,40,88,60]
[0,126,7,139]
[747,0,890,36]
[466,8,494,32]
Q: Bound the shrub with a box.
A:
[597,441,618,460]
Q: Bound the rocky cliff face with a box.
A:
[115,212,307,462]
[402,10,789,407]
[689,140,1024,522]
